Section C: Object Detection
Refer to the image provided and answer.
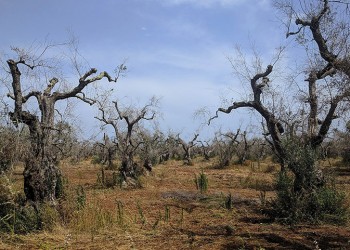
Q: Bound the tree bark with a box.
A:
[23,156,62,202]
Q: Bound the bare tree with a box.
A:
[198,140,213,161]
[158,134,179,163]
[95,133,117,169]
[137,129,164,170]
[235,130,257,165]
[51,121,78,162]
[212,129,240,168]
[171,133,199,165]
[5,45,124,203]
[95,97,159,185]
[210,0,350,193]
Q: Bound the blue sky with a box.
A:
[0,0,287,140]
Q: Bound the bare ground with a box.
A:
[1,158,350,249]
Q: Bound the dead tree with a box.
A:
[213,129,240,168]
[210,0,350,193]
[236,131,256,165]
[173,133,199,165]
[95,98,158,184]
[209,64,286,164]
[95,133,117,169]
[198,140,213,161]
[161,135,181,161]
[51,121,78,162]
[6,49,123,203]
[137,130,164,170]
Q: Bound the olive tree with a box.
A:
[172,133,199,165]
[212,129,240,168]
[137,129,165,168]
[198,140,214,161]
[95,97,159,184]
[210,0,350,194]
[4,44,124,203]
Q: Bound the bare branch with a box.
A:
[288,0,339,64]
[6,93,15,100]
[286,26,303,38]
[220,128,241,144]
[94,101,119,134]
[17,60,36,70]
[54,68,119,101]
[44,78,59,96]
[74,92,96,105]
[208,65,273,124]
[208,102,255,125]
[22,91,41,103]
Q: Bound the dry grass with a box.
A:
[1,157,350,249]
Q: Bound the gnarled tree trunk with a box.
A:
[7,57,119,203]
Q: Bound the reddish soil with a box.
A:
[1,158,350,249]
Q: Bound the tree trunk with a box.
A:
[292,166,323,194]
[120,150,141,179]
[23,112,63,203]
[24,156,62,203]
[121,158,135,178]
[120,155,142,188]
[184,150,192,165]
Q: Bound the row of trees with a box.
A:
[0,114,276,172]
[2,112,350,175]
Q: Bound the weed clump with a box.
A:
[0,176,38,233]
[265,138,349,225]
[194,170,208,193]
[225,193,233,210]
[0,175,70,233]
[91,155,102,165]
[268,171,348,225]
